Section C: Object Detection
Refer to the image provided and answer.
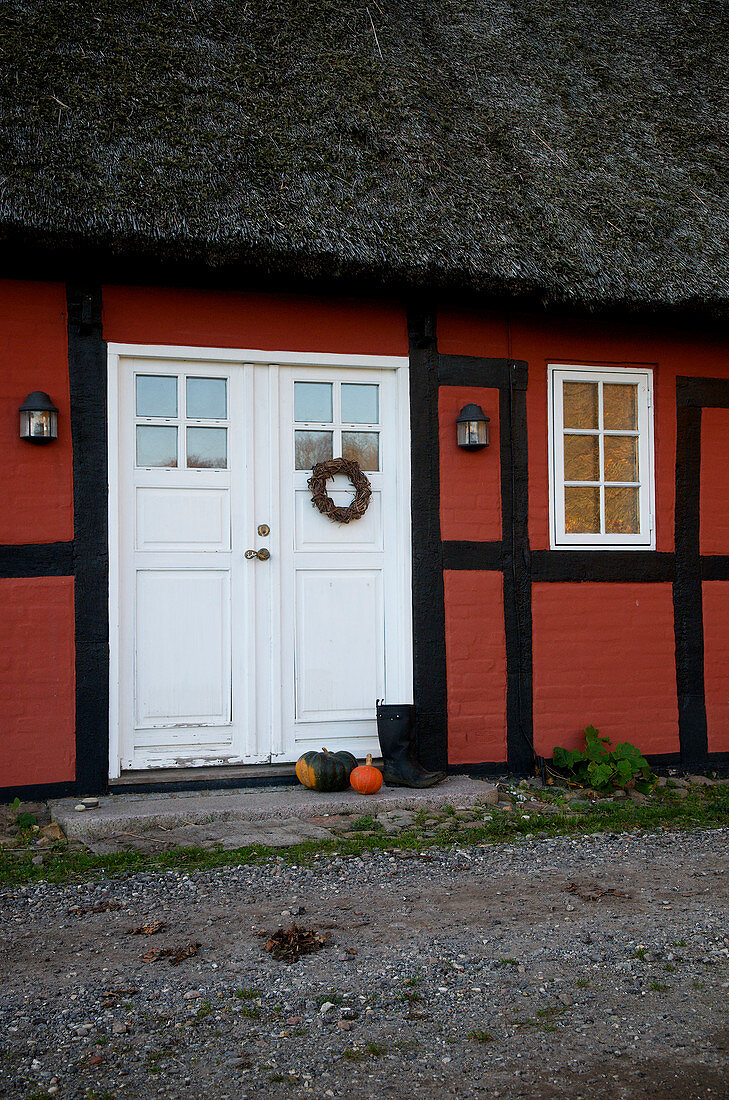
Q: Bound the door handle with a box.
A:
[245,548,270,561]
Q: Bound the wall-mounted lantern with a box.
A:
[456,404,490,450]
[19,391,58,443]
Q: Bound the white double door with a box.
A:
[111,348,412,773]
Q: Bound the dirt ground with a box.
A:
[1,827,728,1099]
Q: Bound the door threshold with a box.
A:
[110,762,299,795]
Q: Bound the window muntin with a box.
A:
[135,373,229,469]
[549,366,654,548]
[294,380,380,471]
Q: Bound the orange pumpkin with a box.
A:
[349,753,383,795]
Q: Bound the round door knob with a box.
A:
[245,548,270,561]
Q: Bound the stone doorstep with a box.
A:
[49,777,501,842]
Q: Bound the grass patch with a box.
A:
[341,1048,367,1062]
[316,992,344,1007]
[1,788,727,887]
[233,988,260,1000]
[468,1029,494,1043]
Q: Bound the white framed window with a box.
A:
[548,364,655,549]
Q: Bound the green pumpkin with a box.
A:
[296,748,358,792]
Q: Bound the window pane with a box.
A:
[136,425,178,467]
[563,382,598,429]
[604,435,638,482]
[565,486,600,533]
[341,383,379,424]
[186,427,227,468]
[136,375,177,417]
[605,486,639,533]
[294,382,332,423]
[186,377,227,419]
[342,431,379,470]
[603,384,637,430]
[295,430,332,470]
[564,435,599,481]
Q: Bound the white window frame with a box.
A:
[548,364,655,550]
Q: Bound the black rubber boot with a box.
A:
[376,704,447,788]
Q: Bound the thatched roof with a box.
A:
[2,0,729,312]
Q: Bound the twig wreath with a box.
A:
[307,457,372,523]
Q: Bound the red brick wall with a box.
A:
[700,407,729,555]
[0,577,76,788]
[532,583,679,757]
[444,570,507,763]
[702,581,729,754]
[439,386,501,542]
[0,280,73,544]
[102,286,409,355]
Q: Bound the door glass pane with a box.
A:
[186,377,227,419]
[563,382,598,429]
[136,375,177,417]
[136,425,178,467]
[186,427,227,469]
[604,436,638,482]
[603,384,638,430]
[564,486,600,533]
[295,430,333,470]
[564,435,599,481]
[341,383,379,424]
[605,486,639,533]
[294,382,333,423]
[342,431,379,471]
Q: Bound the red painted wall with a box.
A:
[439,309,729,554]
[102,286,409,355]
[439,387,501,542]
[0,280,73,544]
[444,570,507,764]
[0,577,75,788]
[702,581,729,753]
[532,583,679,757]
[700,407,729,555]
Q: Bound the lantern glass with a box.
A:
[19,392,59,442]
[457,418,489,448]
[20,408,57,440]
[455,404,490,450]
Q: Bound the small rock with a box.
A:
[112,1022,127,1034]
[74,804,87,813]
[336,1020,353,1031]
[319,1002,335,1015]
[558,992,573,1006]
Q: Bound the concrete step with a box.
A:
[50,776,500,842]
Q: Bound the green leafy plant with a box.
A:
[552,726,655,793]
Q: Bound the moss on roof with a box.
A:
[1,0,729,310]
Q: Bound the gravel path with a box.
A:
[1,827,727,1099]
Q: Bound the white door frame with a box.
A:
[107,342,412,778]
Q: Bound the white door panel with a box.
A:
[136,488,230,551]
[294,569,384,721]
[112,348,411,773]
[135,570,231,727]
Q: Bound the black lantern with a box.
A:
[456,404,490,450]
[19,391,58,443]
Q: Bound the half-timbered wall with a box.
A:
[2,281,729,796]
